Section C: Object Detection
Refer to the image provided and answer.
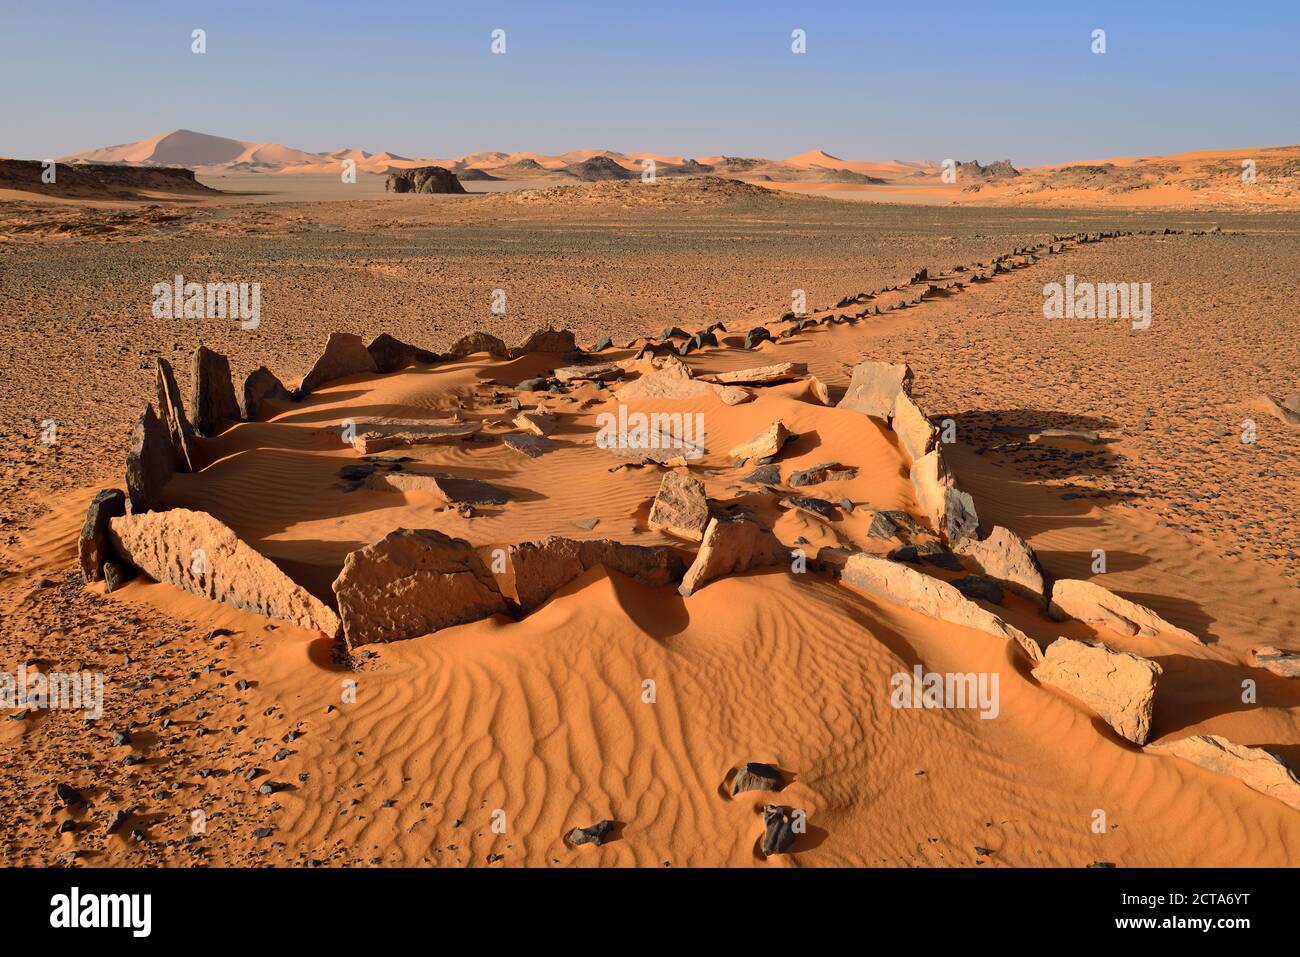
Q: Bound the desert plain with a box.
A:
[1,143,1299,869]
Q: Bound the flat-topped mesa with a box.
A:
[190,346,240,437]
[298,332,378,395]
[108,508,340,636]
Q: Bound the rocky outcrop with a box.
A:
[1049,579,1202,644]
[1147,735,1300,811]
[711,362,808,385]
[79,489,126,583]
[367,333,437,373]
[125,404,176,513]
[496,536,685,613]
[240,366,291,420]
[647,472,710,541]
[910,448,980,545]
[837,360,913,422]
[840,552,1041,662]
[728,421,794,463]
[788,462,857,487]
[1252,646,1300,678]
[190,346,240,437]
[1032,637,1161,744]
[679,514,784,597]
[109,508,340,636]
[955,525,1047,606]
[447,331,509,360]
[614,360,751,406]
[891,393,937,463]
[384,166,467,194]
[298,332,378,394]
[154,357,196,471]
[332,529,506,646]
[511,327,577,358]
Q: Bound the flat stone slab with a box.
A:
[710,362,808,385]
[1049,579,1202,644]
[1033,637,1161,744]
[502,434,558,458]
[347,421,480,454]
[1147,735,1300,811]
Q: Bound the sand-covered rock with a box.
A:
[502,434,558,458]
[498,536,683,613]
[367,332,436,373]
[841,552,1041,662]
[614,361,751,406]
[762,805,797,856]
[365,471,511,505]
[837,360,913,421]
[679,514,784,597]
[911,448,980,545]
[554,361,623,383]
[512,327,577,358]
[125,403,176,514]
[240,366,291,420]
[891,393,937,463]
[350,422,479,454]
[1147,735,1300,810]
[1252,645,1300,678]
[731,762,785,795]
[109,508,340,635]
[728,420,794,463]
[955,525,1047,606]
[448,331,509,360]
[298,332,378,394]
[1049,579,1202,643]
[647,472,710,541]
[514,410,557,436]
[154,357,195,471]
[190,346,240,437]
[79,488,126,583]
[1032,637,1161,744]
[333,529,506,646]
[711,362,808,385]
[788,462,857,486]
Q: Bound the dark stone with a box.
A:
[154,357,196,471]
[384,166,466,194]
[951,576,1004,604]
[731,762,785,795]
[102,561,134,593]
[788,462,857,487]
[339,464,376,481]
[744,327,772,349]
[55,783,84,806]
[448,331,509,360]
[591,336,613,352]
[240,366,291,420]
[190,346,240,437]
[569,820,614,847]
[125,403,175,513]
[367,332,437,373]
[78,488,125,583]
[516,377,550,392]
[779,496,836,520]
[762,805,797,855]
[741,463,781,485]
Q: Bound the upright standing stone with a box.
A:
[78,488,126,582]
[125,404,175,513]
[240,366,291,420]
[190,346,240,437]
[154,357,196,471]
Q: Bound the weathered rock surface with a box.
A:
[502,434,558,458]
[448,331,509,360]
[333,529,506,646]
[1147,735,1300,810]
[554,362,623,383]
[384,166,466,194]
[955,525,1047,605]
[109,508,340,635]
[891,392,937,463]
[788,462,857,486]
[1049,579,1202,644]
[841,552,1041,662]
[731,762,785,795]
[568,820,615,847]
[350,422,479,454]
[499,536,685,613]
[911,448,980,545]
[762,805,797,855]
[1032,637,1161,744]
[711,362,808,385]
[154,357,195,471]
[79,488,126,583]
[950,575,1004,604]
[512,327,577,357]
[837,360,913,421]
[514,411,557,436]
[779,495,836,520]
[125,404,176,513]
[740,463,781,485]
[728,421,794,463]
[614,361,751,406]
[367,333,436,373]
[1252,645,1300,678]
[298,332,378,394]
[647,472,710,541]
[240,366,291,420]
[679,514,784,597]
[190,346,240,437]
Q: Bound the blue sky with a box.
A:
[1,0,1296,164]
